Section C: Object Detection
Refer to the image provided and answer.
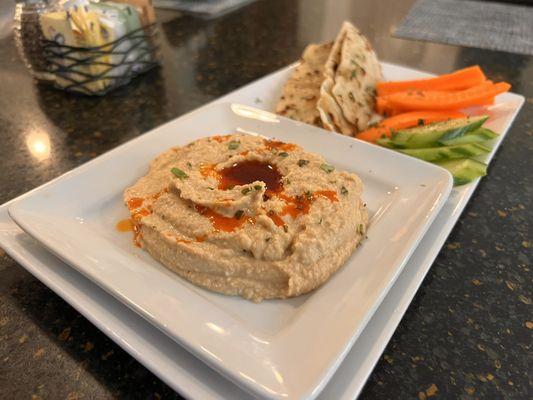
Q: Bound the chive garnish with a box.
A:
[254,185,262,190]
[279,152,289,157]
[228,140,240,150]
[297,159,309,167]
[320,163,335,173]
[341,186,348,195]
[241,187,251,195]
[171,167,189,180]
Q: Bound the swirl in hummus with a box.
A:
[124,134,368,302]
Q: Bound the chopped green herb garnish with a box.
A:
[254,185,262,190]
[319,217,323,224]
[241,187,252,195]
[297,159,309,167]
[234,210,244,220]
[351,70,357,79]
[228,140,240,150]
[357,224,366,234]
[186,162,192,168]
[418,119,425,126]
[207,187,215,190]
[341,186,349,195]
[320,163,335,173]
[279,152,289,157]
[171,167,189,180]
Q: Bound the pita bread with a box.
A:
[317,22,381,135]
[275,42,332,127]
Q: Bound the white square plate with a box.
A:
[7,102,452,399]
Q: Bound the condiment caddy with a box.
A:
[14,0,160,95]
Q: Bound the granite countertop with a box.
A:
[0,0,531,398]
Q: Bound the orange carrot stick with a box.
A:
[356,110,466,142]
[375,96,390,115]
[377,66,487,96]
[384,82,510,112]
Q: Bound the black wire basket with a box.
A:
[41,23,161,95]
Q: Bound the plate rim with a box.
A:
[7,100,453,399]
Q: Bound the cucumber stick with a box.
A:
[398,143,490,162]
[438,127,498,146]
[376,137,395,148]
[435,158,487,186]
[391,115,488,148]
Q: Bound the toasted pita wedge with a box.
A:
[276,42,332,127]
[318,22,381,135]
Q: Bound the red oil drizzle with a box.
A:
[132,208,151,221]
[212,135,231,143]
[195,205,249,232]
[116,219,134,232]
[266,190,339,226]
[279,193,311,218]
[127,197,144,210]
[151,188,168,201]
[264,140,297,152]
[314,190,339,202]
[175,235,206,244]
[267,210,285,227]
[218,160,283,192]
[200,163,219,179]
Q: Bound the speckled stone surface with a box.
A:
[0,0,531,399]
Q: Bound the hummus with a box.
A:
[124,134,368,302]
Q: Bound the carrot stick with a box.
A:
[356,110,466,142]
[377,66,487,96]
[375,96,390,115]
[384,82,511,112]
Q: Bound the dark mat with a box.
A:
[395,0,533,55]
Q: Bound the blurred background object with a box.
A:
[395,0,533,55]
[13,0,161,95]
[13,0,60,81]
[153,0,256,18]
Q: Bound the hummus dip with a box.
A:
[124,134,368,302]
